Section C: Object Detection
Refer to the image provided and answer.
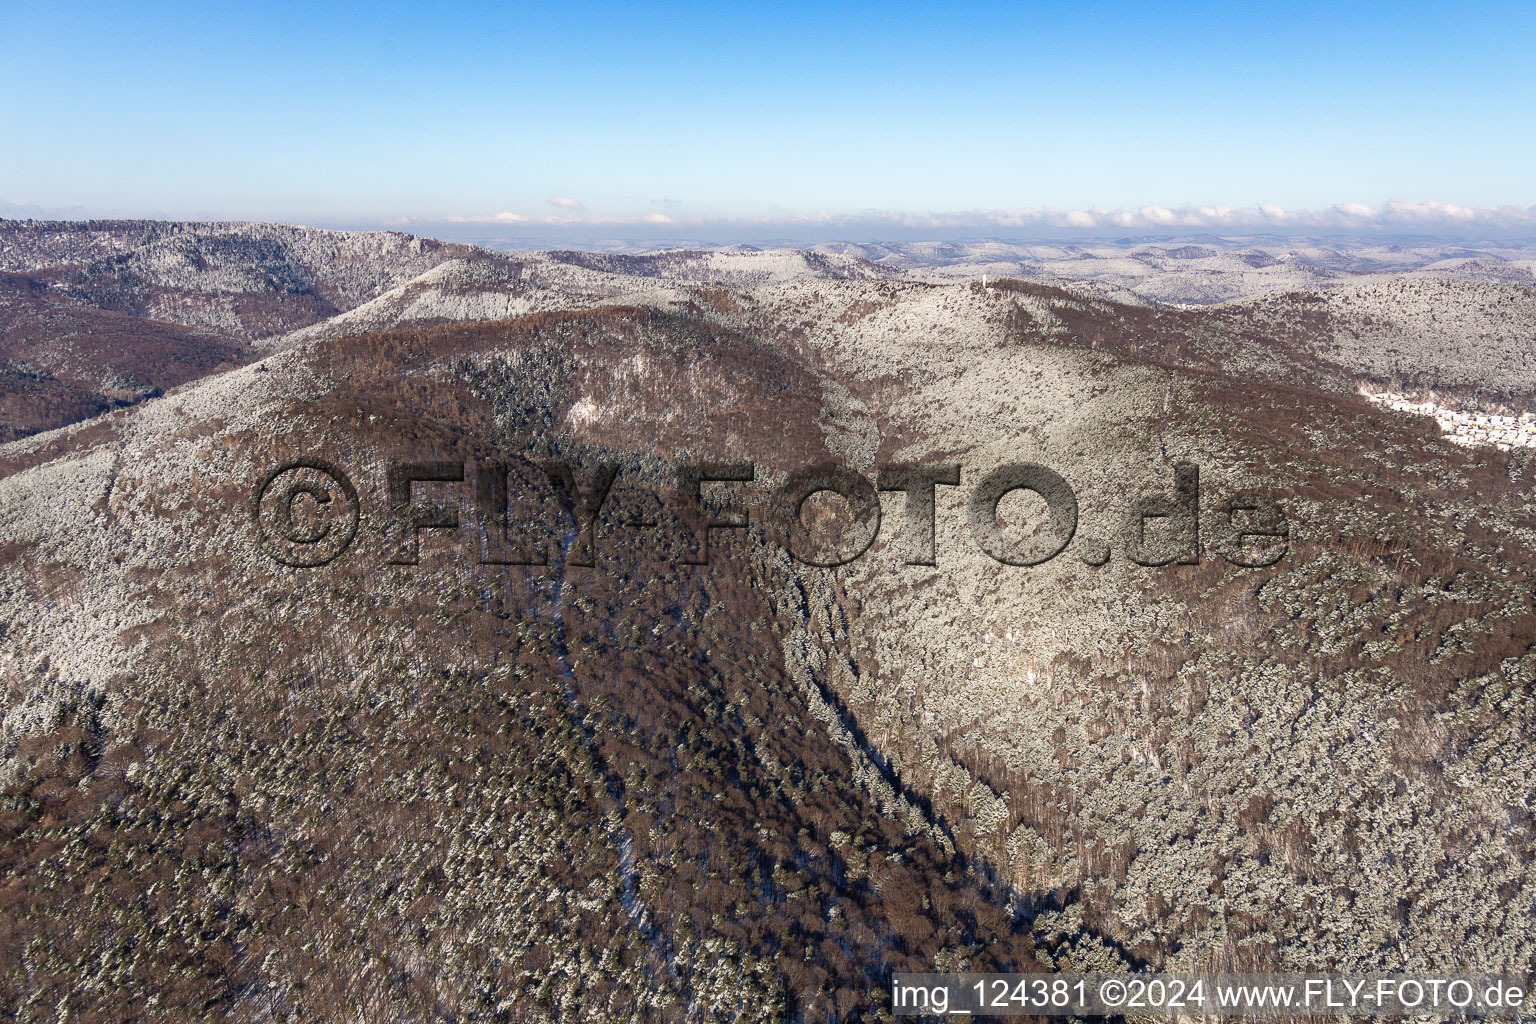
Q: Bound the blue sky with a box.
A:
[3,0,1534,239]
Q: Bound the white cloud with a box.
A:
[995,208,1044,227]
[446,211,528,224]
[428,201,1536,239]
[1385,199,1479,222]
[547,195,585,210]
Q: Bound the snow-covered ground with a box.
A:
[1360,387,1536,450]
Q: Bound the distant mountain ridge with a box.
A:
[807,238,1536,305]
[2,219,1534,443]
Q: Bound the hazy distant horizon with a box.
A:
[7,198,1536,251]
